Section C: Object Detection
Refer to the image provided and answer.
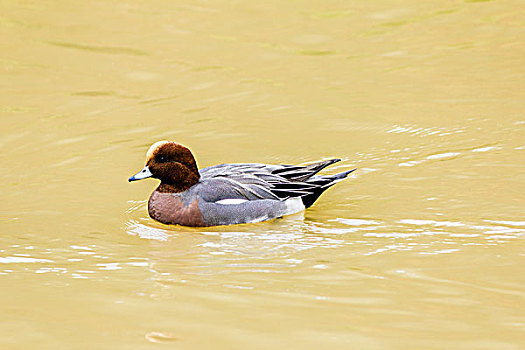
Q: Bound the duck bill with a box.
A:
[128,166,153,182]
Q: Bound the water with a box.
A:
[1,1,524,349]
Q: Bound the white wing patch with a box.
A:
[216,198,249,205]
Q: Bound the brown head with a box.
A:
[128,141,200,193]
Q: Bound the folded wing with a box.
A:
[199,160,355,208]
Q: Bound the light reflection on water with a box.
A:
[121,212,524,277]
[1,114,522,304]
[6,179,521,281]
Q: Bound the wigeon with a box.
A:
[129,141,355,226]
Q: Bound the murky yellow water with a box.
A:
[1,0,524,349]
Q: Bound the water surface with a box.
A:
[1,1,524,349]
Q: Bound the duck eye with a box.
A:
[157,155,167,162]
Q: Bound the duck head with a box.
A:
[128,141,200,193]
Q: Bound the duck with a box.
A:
[128,141,356,227]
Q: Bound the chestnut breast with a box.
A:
[148,190,205,227]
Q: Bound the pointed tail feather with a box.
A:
[273,159,341,181]
[301,168,357,208]
[328,168,357,184]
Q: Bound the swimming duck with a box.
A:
[129,141,355,227]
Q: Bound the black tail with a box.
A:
[301,168,356,208]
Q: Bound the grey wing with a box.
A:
[199,159,344,201]
[194,177,280,203]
